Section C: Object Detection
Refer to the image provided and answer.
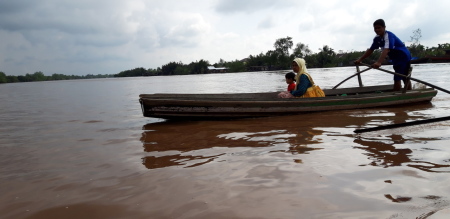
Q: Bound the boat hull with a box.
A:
[139,85,437,119]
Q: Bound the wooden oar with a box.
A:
[354,116,450,133]
[359,63,450,95]
[353,63,450,133]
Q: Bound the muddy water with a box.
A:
[2,64,450,218]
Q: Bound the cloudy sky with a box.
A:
[1,0,449,76]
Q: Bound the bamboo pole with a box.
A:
[356,65,363,87]
[353,63,450,133]
[359,63,450,95]
[354,116,450,133]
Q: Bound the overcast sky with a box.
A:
[1,0,449,76]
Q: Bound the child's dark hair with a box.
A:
[285,72,296,81]
[373,19,385,27]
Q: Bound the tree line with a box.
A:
[0,71,112,84]
[2,28,449,83]
[114,28,450,77]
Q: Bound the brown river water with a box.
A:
[2,64,450,218]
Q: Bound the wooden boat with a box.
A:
[410,57,429,64]
[139,84,437,119]
[426,49,450,63]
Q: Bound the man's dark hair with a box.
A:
[373,19,386,27]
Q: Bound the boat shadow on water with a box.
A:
[139,101,450,173]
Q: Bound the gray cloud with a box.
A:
[215,0,294,14]
[1,0,449,76]
[0,0,39,14]
[258,16,275,29]
[0,0,133,48]
[0,0,215,75]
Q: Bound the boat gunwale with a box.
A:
[139,88,437,104]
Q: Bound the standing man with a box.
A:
[355,19,412,91]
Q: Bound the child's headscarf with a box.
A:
[293,58,315,89]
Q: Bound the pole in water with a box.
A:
[354,116,450,133]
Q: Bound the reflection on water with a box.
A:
[140,118,326,169]
[384,194,412,203]
[142,154,224,169]
[139,102,445,171]
[350,107,450,173]
[355,134,412,167]
[348,105,450,173]
[354,134,450,172]
[135,101,450,217]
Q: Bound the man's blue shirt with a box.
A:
[370,30,411,65]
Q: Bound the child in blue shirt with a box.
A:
[355,19,412,91]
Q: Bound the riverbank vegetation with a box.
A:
[1,29,449,83]
[0,72,112,83]
[112,29,450,78]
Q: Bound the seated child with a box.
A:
[278,72,296,98]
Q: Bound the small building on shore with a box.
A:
[207,66,229,73]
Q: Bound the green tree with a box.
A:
[0,72,6,83]
[7,76,19,83]
[274,36,293,56]
[292,42,311,58]
[146,68,160,76]
[161,62,181,75]
[410,28,422,45]
[225,60,246,72]
[409,44,425,58]
[304,53,319,68]
[247,53,267,67]
[335,51,365,67]
[114,67,148,77]
[274,36,293,68]
[217,58,225,67]
[51,73,67,80]
[265,50,279,69]
[438,43,450,49]
[316,45,336,67]
[189,59,209,74]
[174,66,189,75]
[408,28,425,57]
[32,71,46,81]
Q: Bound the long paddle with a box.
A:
[354,116,450,133]
[354,63,450,133]
[359,63,450,95]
